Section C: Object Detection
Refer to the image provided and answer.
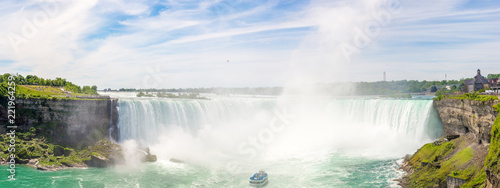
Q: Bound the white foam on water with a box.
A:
[113,96,443,186]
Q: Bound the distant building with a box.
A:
[490,78,499,87]
[490,78,500,93]
[464,69,492,93]
[436,84,460,91]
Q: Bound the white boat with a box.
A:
[249,170,268,186]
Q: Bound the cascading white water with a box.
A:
[116,95,443,162]
[117,97,277,144]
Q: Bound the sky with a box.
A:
[0,0,499,89]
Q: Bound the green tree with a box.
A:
[81,85,98,95]
[487,74,500,79]
[430,86,437,92]
[2,73,11,83]
[137,91,145,97]
[0,82,7,96]
[1,73,100,96]
[16,75,26,85]
[45,79,52,86]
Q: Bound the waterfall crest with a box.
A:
[116,97,443,159]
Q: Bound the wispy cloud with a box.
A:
[0,0,499,89]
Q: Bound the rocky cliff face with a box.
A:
[0,98,118,148]
[434,98,498,144]
[431,98,500,188]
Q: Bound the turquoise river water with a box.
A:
[1,94,443,187]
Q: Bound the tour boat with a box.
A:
[249,170,268,186]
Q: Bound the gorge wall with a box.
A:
[0,98,118,149]
[434,98,498,144]
[400,98,500,187]
[435,98,500,188]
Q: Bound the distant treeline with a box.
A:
[137,91,208,99]
[114,80,465,96]
[117,87,283,95]
[356,80,464,95]
[0,73,98,96]
[487,74,500,79]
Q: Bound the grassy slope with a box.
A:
[484,104,500,183]
[434,93,498,102]
[407,138,484,187]
[407,98,499,187]
[16,85,103,100]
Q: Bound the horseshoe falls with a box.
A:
[6,95,443,187]
[112,95,443,187]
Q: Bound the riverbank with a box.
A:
[399,96,499,187]
[0,122,157,171]
[0,128,124,171]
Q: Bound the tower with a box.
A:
[383,71,386,82]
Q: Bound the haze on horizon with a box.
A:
[0,0,499,89]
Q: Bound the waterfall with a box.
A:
[117,97,277,144]
[116,96,443,158]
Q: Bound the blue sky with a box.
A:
[0,0,500,89]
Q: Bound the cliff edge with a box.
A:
[0,98,119,148]
[0,98,124,170]
[434,98,498,144]
[400,97,499,187]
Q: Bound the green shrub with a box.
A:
[446,93,498,102]
[408,142,482,187]
[485,104,500,177]
[63,148,73,157]
[17,148,30,159]
[53,145,65,156]
[434,94,445,101]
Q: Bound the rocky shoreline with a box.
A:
[397,98,499,187]
[0,97,129,171]
[0,139,157,171]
